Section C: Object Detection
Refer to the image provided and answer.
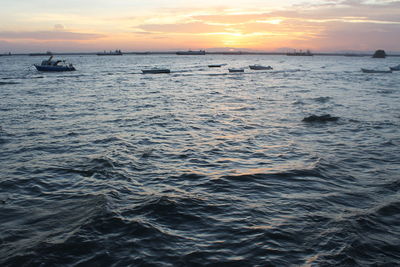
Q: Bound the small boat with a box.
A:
[96,50,122,56]
[228,68,244,73]
[372,50,386,58]
[361,68,392,73]
[141,68,170,74]
[34,56,75,71]
[249,65,273,70]
[208,64,226,68]
[389,64,400,71]
[176,50,205,55]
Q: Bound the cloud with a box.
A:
[2,0,400,52]
[130,1,400,51]
[301,21,400,50]
[192,13,271,24]
[289,0,400,22]
[133,31,156,35]
[137,22,227,34]
[53,24,65,31]
[0,30,106,40]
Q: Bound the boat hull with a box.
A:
[249,65,273,70]
[228,69,244,73]
[142,69,170,74]
[361,68,392,73]
[34,65,76,72]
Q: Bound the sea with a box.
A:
[0,54,399,266]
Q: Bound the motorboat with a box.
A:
[389,64,400,71]
[372,50,386,58]
[228,68,244,73]
[361,68,392,73]
[34,56,76,71]
[249,65,273,70]
[142,68,171,74]
[208,64,226,68]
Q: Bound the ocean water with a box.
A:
[0,54,399,266]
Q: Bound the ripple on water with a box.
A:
[0,55,399,266]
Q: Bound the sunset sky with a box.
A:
[0,0,399,53]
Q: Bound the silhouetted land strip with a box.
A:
[6,51,400,57]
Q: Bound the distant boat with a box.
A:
[176,50,205,55]
[287,50,313,56]
[228,68,244,73]
[29,51,53,56]
[361,68,392,73]
[96,50,123,56]
[249,65,273,70]
[34,56,76,72]
[372,50,386,58]
[389,64,400,71]
[208,64,226,68]
[141,68,170,74]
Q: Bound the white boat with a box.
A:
[361,68,392,73]
[34,56,75,72]
[249,65,273,70]
[228,68,244,73]
[142,68,170,74]
[389,64,400,71]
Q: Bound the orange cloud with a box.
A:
[0,30,105,41]
[192,13,271,24]
[137,22,227,34]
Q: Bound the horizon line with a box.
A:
[3,50,400,57]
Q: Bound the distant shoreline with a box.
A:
[2,51,400,57]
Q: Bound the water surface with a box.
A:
[1,54,399,266]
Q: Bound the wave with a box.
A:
[311,96,332,103]
[0,81,20,85]
[46,154,124,181]
[0,193,108,265]
[306,197,400,266]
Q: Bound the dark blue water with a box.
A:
[1,55,400,266]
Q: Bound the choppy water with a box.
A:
[1,54,400,266]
